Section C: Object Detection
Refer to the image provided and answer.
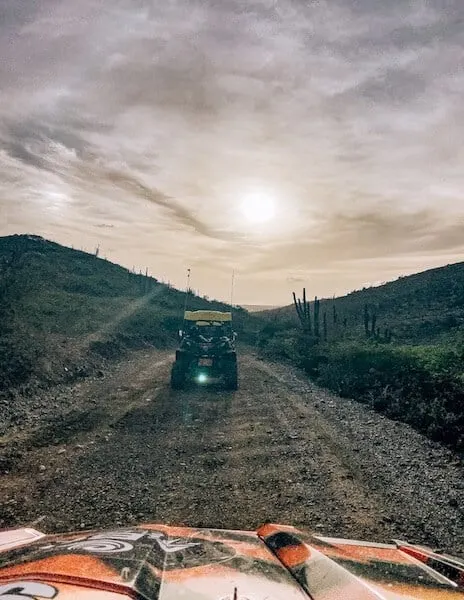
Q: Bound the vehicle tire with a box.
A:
[170,361,186,390]
[224,359,238,390]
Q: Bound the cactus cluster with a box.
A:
[292,289,322,339]
[293,290,392,344]
[363,304,392,342]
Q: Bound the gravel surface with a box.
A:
[1,350,463,556]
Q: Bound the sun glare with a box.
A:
[240,192,276,224]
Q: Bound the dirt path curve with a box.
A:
[1,350,463,555]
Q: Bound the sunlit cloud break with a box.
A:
[1,0,463,304]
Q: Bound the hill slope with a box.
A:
[0,234,251,392]
[266,261,464,344]
[257,262,464,450]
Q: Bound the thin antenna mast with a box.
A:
[230,269,235,307]
[183,268,191,315]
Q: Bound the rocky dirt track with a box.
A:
[1,349,463,555]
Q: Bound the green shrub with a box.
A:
[316,342,464,450]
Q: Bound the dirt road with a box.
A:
[1,349,463,555]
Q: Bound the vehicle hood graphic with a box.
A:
[1,523,463,599]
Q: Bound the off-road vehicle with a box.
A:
[170,310,238,390]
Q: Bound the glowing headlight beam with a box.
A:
[197,373,208,384]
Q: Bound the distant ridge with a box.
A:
[241,304,281,313]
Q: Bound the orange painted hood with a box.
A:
[1,523,463,599]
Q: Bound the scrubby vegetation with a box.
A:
[258,272,464,451]
[0,235,253,392]
[3,234,463,451]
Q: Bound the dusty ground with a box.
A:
[1,349,463,556]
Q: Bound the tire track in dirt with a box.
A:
[250,355,464,553]
[1,349,462,557]
[208,355,386,538]
[1,353,171,451]
[0,351,171,527]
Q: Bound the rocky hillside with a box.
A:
[265,261,464,344]
[0,234,252,393]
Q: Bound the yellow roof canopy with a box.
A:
[184,310,232,322]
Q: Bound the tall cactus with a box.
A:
[293,291,304,326]
[292,289,312,334]
[302,287,308,323]
[292,288,316,335]
[323,311,328,341]
[314,296,320,338]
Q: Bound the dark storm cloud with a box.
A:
[345,69,427,106]
[2,140,49,171]
[0,0,45,29]
[104,171,243,242]
[1,0,464,303]
[1,120,88,171]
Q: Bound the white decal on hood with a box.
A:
[148,532,200,553]
[48,529,200,555]
[0,582,57,600]
[65,539,134,554]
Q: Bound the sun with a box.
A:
[240,192,276,224]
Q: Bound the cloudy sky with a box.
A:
[1,0,463,304]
